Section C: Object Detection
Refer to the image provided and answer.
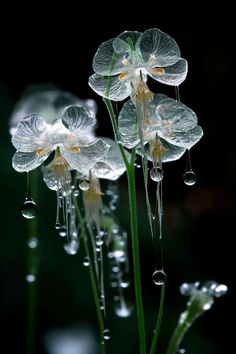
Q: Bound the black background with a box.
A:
[0,3,234,354]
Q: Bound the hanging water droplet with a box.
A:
[120,273,130,288]
[55,222,60,230]
[180,282,196,296]
[115,302,132,318]
[27,237,38,249]
[64,240,79,255]
[177,348,186,353]
[59,225,67,237]
[150,167,164,182]
[73,189,80,196]
[99,298,105,310]
[83,256,90,267]
[26,274,36,283]
[96,236,104,246]
[21,198,38,219]
[152,269,166,285]
[212,283,228,297]
[103,329,111,341]
[79,179,90,191]
[183,170,196,186]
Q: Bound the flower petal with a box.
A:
[160,125,203,149]
[12,151,50,172]
[93,38,128,76]
[118,31,142,51]
[12,115,51,152]
[92,138,128,180]
[139,28,180,67]
[89,74,132,101]
[62,106,96,132]
[118,100,140,148]
[149,58,188,86]
[62,139,110,175]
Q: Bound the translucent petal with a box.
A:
[12,115,51,152]
[156,98,198,133]
[118,31,142,51]
[91,138,128,180]
[62,139,110,175]
[118,100,140,148]
[10,88,81,131]
[92,38,129,76]
[12,151,50,172]
[42,166,58,191]
[139,28,180,66]
[62,106,96,132]
[160,125,203,149]
[89,74,132,101]
[149,58,188,86]
[138,138,186,163]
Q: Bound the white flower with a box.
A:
[12,105,110,174]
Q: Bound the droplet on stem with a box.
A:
[79,179,90,191]
[152,269,166,285]
[183,170,196,186]
[150,167,164,182]
[26,274,36,283]
[103,329,111,341]
[83,256,90,267]
[21,198,38,219]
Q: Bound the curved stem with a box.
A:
[149,284,165,354]
[73,196,106,354]
[166,321,189,354]
[104,98,146,354]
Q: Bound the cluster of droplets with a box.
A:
[106,182,119,211]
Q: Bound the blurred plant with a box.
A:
[9,29,227,354]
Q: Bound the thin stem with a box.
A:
[26,170,39,354]
[103,98,146,353]
[149,284,165,354]
[73,196,106,354]
[166,321,189,354]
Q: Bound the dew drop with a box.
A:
[152,269,166,285]
[73,189,80,196]
[103,329,111,341]
[150,167,164,182]
[21,198,38,219]
[55,222,60,230]
[79,179,90,191]
[59,225,67,237]
[115,302,132,318]
[177,348,186,353]
[96,236,104,246]
[27,237,38,249]
[120,273,130,288]
[183,170,196,186]
[213,283,228,297]
[83,256,90,267]
[64,240,79,255]
[99,298,105,310]
[26,274,36,283]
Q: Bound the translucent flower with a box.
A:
[89,28,188,101]
[118,94,202,163]
[10,85,97,134]
[12,105,110,174]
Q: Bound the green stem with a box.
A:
[73,196,106,354]
[149,285,165,354]
[26,170,39,354]
[104,98,146,354]
[166,320,189,354]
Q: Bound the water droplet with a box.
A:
[55,222,60,230]
[83,256,90,267]
[152,269,166,285]
[73,189,80,196]
[183,170,196,186]
[99,299,105,310]
[26,274,36,283]
[96,236,104,246]
[103,329,111,341]
[21,198,38,219]
[115,302,132,317]
[180,282,197,296]
[213,283,228,297]
[177,348,186,354]
[59,225,67,237]
[120,273,130,288]
[112,266,119,273]
[150,167,164,182]
[79,179,90,191]
[64,240,79,255]
[27,237,38,249]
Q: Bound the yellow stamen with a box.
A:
[151,140,168,162]
[35,148,47,155]
[69,146,81,153]
[135,76,154,106]
[119,72,129,81]
[122,58,130,66]
[150,67,165,76]
[144,118,152,126]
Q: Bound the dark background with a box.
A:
[0,3,234,354]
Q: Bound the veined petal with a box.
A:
[139,28,180,67]
[118,100,140,148]
[160,125,203,149]
[12,151,50,172]
[118,31,142,51]
[92,138,128,180]
[42,165,59,191]
[93,38,128,76]
[62,106,96,132]
[12,115,51,152]
[89,74,132,101]
[62,139,110,175]
[149,58,188,86]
